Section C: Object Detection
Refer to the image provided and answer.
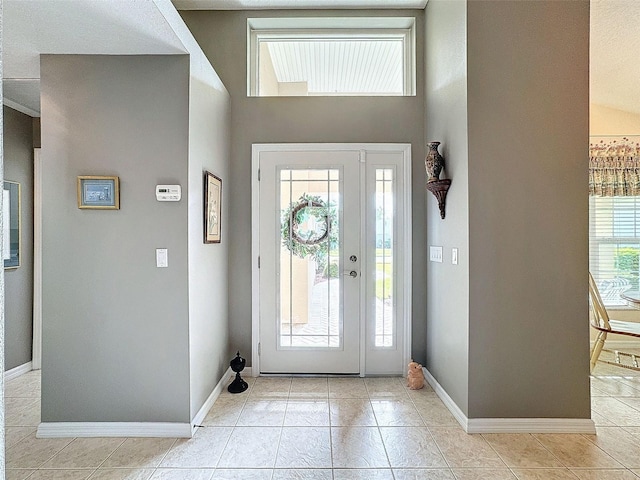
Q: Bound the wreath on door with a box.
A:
[281,194,338,265]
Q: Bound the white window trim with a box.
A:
[247,17,416,97]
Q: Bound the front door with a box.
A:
[253,144,410,375]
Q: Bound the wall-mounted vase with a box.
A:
[425,141,444,182]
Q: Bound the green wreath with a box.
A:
[281,194,338,265]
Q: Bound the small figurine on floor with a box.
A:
[228,351,249,394]
[407,360,425,390]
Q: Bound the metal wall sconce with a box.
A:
[425,141,451,219]
[426,179,451,219]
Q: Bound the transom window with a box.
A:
[248,17,416,97]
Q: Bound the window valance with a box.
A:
[590,138,640,197]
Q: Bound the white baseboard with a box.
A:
[191,367,234,435]
[423,367,596,434]
[190,366,253,435]
[37,422,192,439]
[5,362,33,381]
[36,365,252,439]
[466,417,596,434]
[422,367,469,430]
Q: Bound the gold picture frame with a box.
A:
[77,176,120,209]
[3,181,21,269]
[204,171,222,243]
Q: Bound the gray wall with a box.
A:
[426,0,590,419]
[180,9,428,366]
[424,0,469,414]
[466,0,590,419]
[3,106,34,371]
[187,74,231,418]
[40,55,192,423]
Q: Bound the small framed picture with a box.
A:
[77,176,120,209]
[204,171,222,243]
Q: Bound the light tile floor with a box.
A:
[5,357,640,480]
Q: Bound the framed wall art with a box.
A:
[204,171,222,243]
[3,181,21,269]
[77,176,120,209]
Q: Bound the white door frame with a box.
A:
[33,147,42,370]
[251,143,412,376]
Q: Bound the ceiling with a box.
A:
[2,0,640,117]
[266,40,404,95]
[2,0,188,116]
[174,0,427,9]
[590,0,640,115]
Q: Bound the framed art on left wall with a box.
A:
[3,181,21,269]
[204,171,222,243]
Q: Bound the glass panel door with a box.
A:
[255,144,409,375]
[258,150,361,374]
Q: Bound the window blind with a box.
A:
[589,196,640,306]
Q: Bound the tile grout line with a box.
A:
[528,432,568,468]
[268,377,290,475]
[210,379,253,474]
[91,436,130,476]
[231,383,250,428]
[85,465,101,480]
[479,433,521,479]
[21,435,75,473]
[575,430,629,470]
[423,424,454,473]
[149,437,180,478]
[365,381,394,474]
[211,426,236,473]
[327,377,336,478]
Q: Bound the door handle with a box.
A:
[343,270,358,278]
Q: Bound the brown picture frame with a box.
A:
[204,171,222,243]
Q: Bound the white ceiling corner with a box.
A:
[172,0,427,10]
[3,0,189,116]
[3,80,41,116]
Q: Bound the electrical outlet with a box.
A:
[429,246,443,263]
[452,248,458,265]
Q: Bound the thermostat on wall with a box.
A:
[156,185,181,202]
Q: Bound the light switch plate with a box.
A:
[156,248,168,268]
[429,246,443,263]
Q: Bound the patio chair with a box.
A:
[589,272,640,372]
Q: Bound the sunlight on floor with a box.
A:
[4,361,640,479]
